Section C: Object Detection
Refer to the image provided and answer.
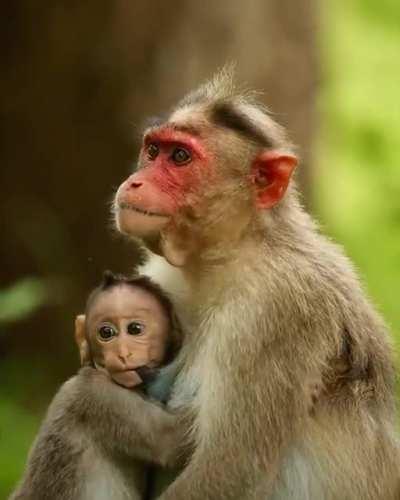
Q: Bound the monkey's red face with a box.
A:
[115,126,210,238]
[115,111,297,267]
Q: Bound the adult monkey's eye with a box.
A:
[171,147,191,166]
[147,143,159,160]
[98,325,117,341]
[127,322,144,335]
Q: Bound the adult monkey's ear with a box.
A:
[74,314,91,366]
[251,151,298,209]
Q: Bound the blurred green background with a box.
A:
[0,0,399,497]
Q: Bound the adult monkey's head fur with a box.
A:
[114,69,298,266]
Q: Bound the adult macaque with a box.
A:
[11,272,184,500]
[113,70,400,499]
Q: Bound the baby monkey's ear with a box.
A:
[74,314,91,366]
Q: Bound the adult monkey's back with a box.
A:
[114,70,399,500]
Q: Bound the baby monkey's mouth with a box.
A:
[118,202,168,218]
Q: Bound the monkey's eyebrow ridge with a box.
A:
[145,122,202,138]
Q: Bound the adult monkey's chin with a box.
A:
[115,203,170,238]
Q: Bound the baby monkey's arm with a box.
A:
[68,366,186,467]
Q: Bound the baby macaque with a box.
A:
[10,271,183,500]
[76,270,180,396]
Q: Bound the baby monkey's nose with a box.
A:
[118,351,132,364]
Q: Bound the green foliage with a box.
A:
[0,280,48,495]
[317,0,400,345]
[0,278,47,325]
[0,399,41,498]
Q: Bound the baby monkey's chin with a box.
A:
[111,370,143,389]
[115,202,170,238]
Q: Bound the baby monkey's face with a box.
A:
[86,285,170,388]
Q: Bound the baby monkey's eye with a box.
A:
[98,325,116,341]
[127,322,144,335]
[171,147,191,166]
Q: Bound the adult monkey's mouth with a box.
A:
[118,202,169,219]
[115,198,171,240]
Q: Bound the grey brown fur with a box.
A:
[10,367,183,500]
[136,71,400,499]
[12,70,399,500]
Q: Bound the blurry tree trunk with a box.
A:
[0,0,318,395]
